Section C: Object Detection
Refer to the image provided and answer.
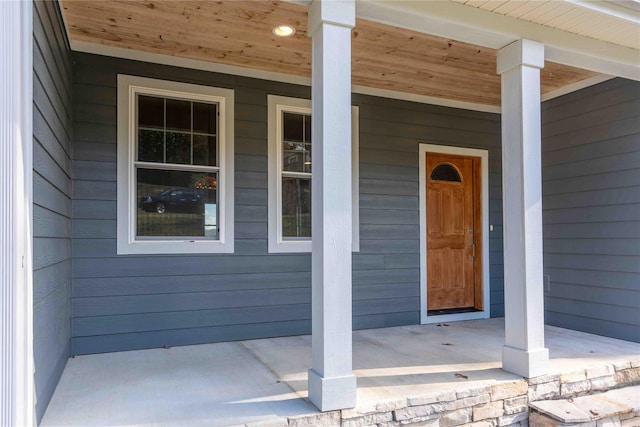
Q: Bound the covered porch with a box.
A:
[1,0,638,424]
[42,318,640,426]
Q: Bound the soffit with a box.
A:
[450,0,640,50]
[60,0,598,107]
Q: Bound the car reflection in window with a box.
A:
[139,188,203,214]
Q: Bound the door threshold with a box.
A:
[427,307,482,316]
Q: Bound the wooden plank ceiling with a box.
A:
[61,0,597,107]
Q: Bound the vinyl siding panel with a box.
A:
[72,320,312,355]
[71,52,504,355]
[542,78,640,343]
[32,0,72,421]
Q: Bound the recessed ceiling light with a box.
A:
[273,25,296,37]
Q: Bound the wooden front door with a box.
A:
[426,153,482,311]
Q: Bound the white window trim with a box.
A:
[117,74,234,254]
[267,95,359,253]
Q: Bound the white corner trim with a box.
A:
[541,74,615,102]
[71,41,503,113]
[1,1,35,425]
[116,74,234,254]
[418,144,490,325]
[267,95,360,253]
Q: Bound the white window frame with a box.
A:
[117,74,234,254]
[267,95,359,253]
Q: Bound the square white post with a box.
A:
[1,0,35,425]
[307,0,357,411]
[497,39,549,378]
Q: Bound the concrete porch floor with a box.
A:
[41,318,640,427]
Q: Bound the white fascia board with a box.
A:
[356,0,640,81]
[565,0,640,23]
[356,1,511,49]
[545,46,639,81]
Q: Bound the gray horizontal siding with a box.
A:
[72,320,312,355]
[541,78,640,343]
[71,52,503,355]
[32,0,72,421]
[354,92,504,317]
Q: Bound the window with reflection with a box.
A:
[117,75,233,254]
[135,94,219,239]
[281,111,312,239]
[267,95,360,253]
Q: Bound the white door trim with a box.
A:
[419,144,490,324]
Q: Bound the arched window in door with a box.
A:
[430,163,462,182]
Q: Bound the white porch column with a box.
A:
[497,39,549,378]
[1,0,35,425]
[307,0,357,411]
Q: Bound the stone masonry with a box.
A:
[528,361,640,402]
[529,385,640,427]
[287,379,530,427]
[275,359,640,427]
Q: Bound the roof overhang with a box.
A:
[60,0,639,112]
[354,0,640,81]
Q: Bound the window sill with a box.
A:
[268,240,312,254]
[117,239,234,255]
